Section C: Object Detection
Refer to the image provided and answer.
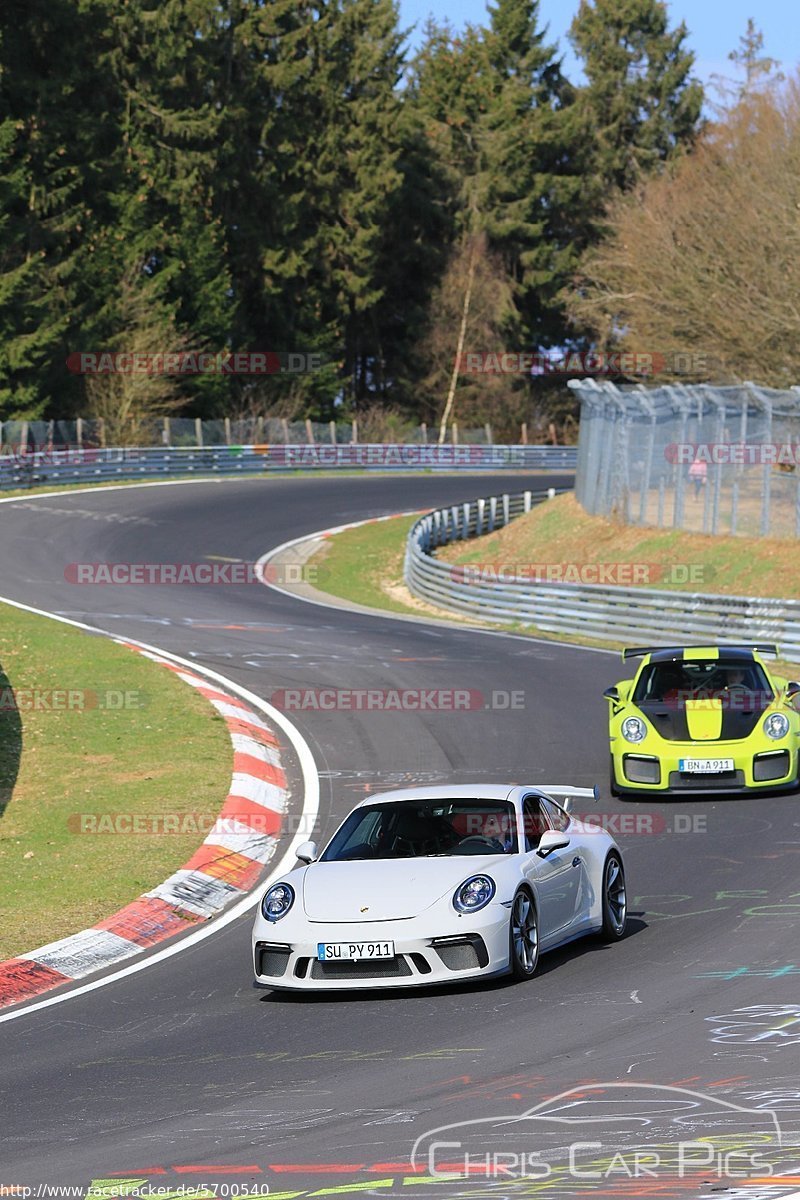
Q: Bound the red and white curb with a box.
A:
[0,643,289,1009]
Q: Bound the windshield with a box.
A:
[633,659,773,706]
[321,798,518,861]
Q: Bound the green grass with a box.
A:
[312,516,419,613]
[310,499,800,668]
[0,605,231,958]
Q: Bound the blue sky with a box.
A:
[397,0,799,94]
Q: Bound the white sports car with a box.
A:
[251,784,627,991]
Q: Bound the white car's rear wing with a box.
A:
[536,784,599,812]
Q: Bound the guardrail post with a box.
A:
[488,495,497,531]
[502,494,510,525]
[524,490,532,512]
[476,498,485,535]
[462,501,470,537]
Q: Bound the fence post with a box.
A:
[451,422,458,445]
[329,420,337,444]
[256,416,264,444]
[521,422,528,445]
[163,417,170,447]
[421,422,428,444]
[224,417,231,445]
[281,418,289,444]
[484,423,493,445]
[730,400,747,536]
[76,417,83,448]
[195,417,203,448]
[352,419,358,444]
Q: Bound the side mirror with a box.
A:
[786,682,800,699]
[603,686,620,701]
[537,830,570,858]
[296,840,318,864]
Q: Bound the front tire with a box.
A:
[599,852,627,941]
[509,889,539,980]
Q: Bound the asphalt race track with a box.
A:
[1,474,800,1198]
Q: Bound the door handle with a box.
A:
[572,856,581,867]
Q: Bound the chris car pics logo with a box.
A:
[411,1083,785,1183]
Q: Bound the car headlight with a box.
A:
[453,875,496,914]
[261,882,295,922]
[764,712,790,740]
[621,716,647,743]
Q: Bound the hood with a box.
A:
[638,696,769,742]
[301,856,498,922]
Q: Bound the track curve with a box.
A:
[1,474,799,1194]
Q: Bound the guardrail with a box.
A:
[0,444,577,491]
[405,489,800,660]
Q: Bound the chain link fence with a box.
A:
[570,379,800,538]
[0,416,509,453]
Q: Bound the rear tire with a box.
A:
[509,889,539,980]
[599,852,627,941]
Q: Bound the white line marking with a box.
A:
[0,592,320,1025]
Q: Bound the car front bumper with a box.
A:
[612,740,799,793]
[252,909,513,991]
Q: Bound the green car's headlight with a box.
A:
[621,716,647,743]
[764,712,790,740]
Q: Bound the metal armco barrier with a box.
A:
[0,444,577,490]
[405,489,800,660]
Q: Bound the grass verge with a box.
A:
[438,493,800,598]
[308,495,800,667]
[0,606,231,959]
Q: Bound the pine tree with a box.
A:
[569,0,704,191]
[481,0,596,347]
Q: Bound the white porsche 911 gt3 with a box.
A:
[251,784,627,991]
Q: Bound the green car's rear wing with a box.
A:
[622,644,779,661]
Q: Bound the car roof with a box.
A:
[353,784,519,809]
